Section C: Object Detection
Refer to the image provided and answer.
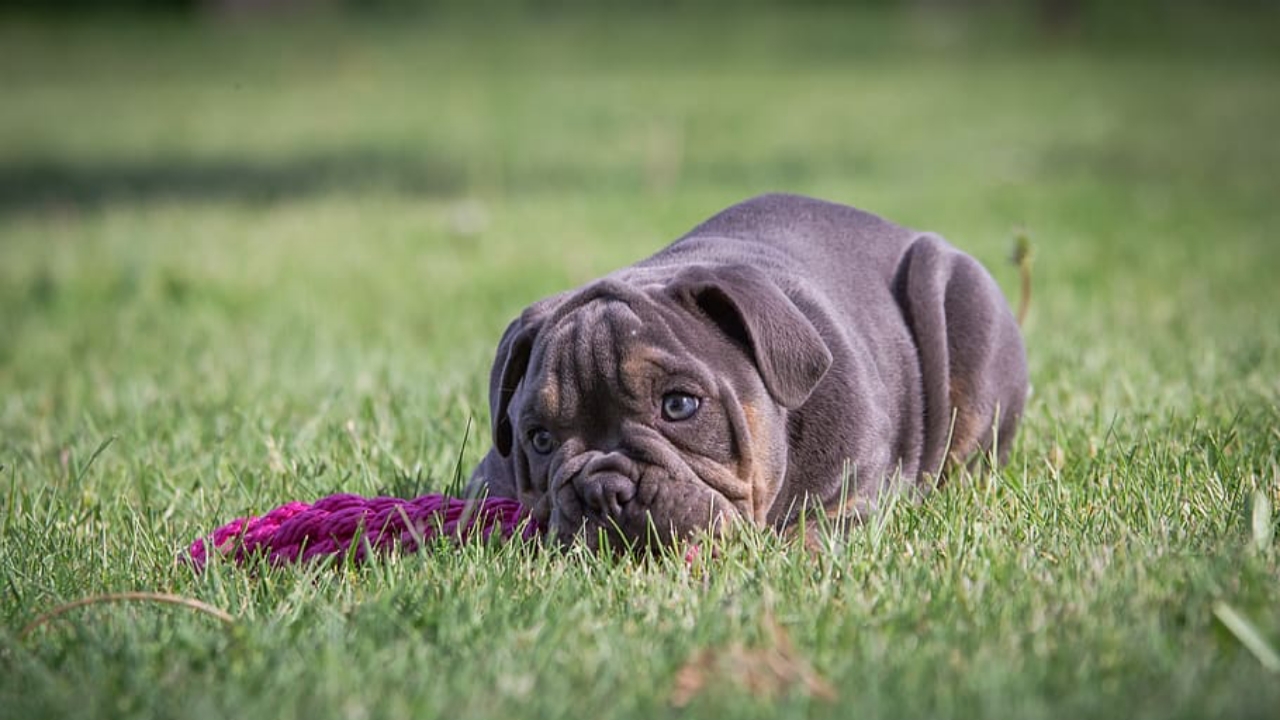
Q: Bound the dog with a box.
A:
[466,194,1028,549]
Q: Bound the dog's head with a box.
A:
[484,264,832,550]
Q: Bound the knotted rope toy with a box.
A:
[188,493,539,568]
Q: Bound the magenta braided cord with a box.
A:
[188,493,539,568]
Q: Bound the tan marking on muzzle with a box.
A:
[740,401,773,524]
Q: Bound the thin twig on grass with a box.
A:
[18,591,235,641]
[1011,230,1034,327]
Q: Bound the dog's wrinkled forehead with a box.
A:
[526,296,654,416]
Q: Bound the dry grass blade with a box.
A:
[670,613,836,707]
[18,592,235,640]
[1213,601,1280,673]
[1010,231,1034,327]
[1252,486,1274,553]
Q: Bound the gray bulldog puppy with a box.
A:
[466,193,1027,549]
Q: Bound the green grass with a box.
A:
[3,8,1280,719]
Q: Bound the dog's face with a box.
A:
[486,266,833,550]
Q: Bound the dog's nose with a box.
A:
[574,472,637,518]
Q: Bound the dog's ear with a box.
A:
[893,234,1028,474]
[670,265,832,408]
[487,311,539,457]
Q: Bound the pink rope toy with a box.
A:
[187,493,540,568]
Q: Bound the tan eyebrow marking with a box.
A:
[537,381,560,417]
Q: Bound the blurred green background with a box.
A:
[2,1,1279,718]
[3,0,1276,418]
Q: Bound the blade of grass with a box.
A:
[1213,601,1280,673]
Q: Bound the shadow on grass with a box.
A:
[0,146,866,215]
[0,150,468,214]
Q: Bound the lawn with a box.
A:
[2,7,1279,719]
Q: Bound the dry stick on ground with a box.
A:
[1011,231,1034,327]
[670,607,836,706]
[18,592,235,641]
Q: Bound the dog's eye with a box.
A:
[528,428,555,455]
[661,392,701,422]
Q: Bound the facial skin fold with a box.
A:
[508,294,765,549]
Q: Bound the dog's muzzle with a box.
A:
[567,451,638,522]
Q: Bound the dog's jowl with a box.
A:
[467,193,1028,549]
